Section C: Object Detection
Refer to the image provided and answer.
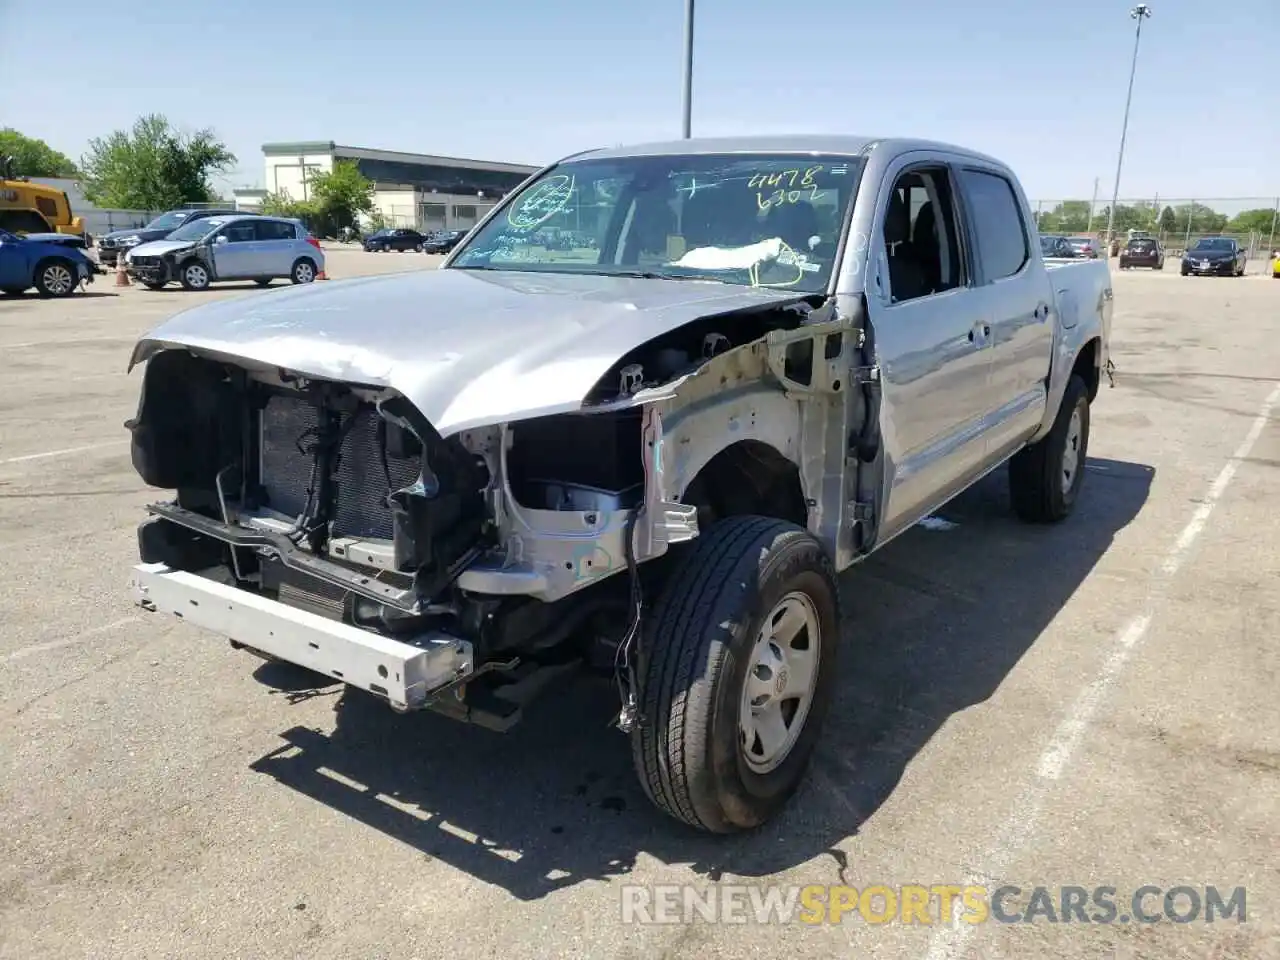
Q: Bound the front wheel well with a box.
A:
[1072,337,1101,402]
[681,440,808,531]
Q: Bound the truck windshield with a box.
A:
[448,152,866,293]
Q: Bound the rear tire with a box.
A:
[1009,374,1090,523]
[290,258,316,284]
[631,515,840,833]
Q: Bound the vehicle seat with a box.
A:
[911,200,942,294]
[627,200,675,261]
[766,201,821,253]
[681,190,757,249]
[885,192,927,302]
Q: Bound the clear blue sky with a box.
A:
[1,0,1274,207]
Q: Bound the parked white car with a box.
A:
[126,215,324,290]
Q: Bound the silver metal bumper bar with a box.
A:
[129,562,473,711]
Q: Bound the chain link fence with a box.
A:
[1031,196,1280,259]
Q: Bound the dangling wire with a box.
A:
[613,503,645,733]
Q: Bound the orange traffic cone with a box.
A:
[114,255,131,287]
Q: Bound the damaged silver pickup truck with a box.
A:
[126,135,1112,833]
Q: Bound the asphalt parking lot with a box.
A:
[2,250,1278,959]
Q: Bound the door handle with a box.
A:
[1034,303,1049,321]
[968,322,991,345]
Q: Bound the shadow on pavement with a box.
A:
[248,456,1154,900]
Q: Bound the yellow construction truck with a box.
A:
[0,156,87,240]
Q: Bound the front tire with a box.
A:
[631,515,840,833]
[1009,374,1090,523]
[178,260,211,291]
[34,258,77,297]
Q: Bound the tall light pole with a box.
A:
[1104,4,1152,250]
[681,0,695,138]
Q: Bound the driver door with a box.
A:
[208,221,258,278]
[864,156,996,542]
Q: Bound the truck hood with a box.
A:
[129,268,809,435]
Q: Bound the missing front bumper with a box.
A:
[130,561,473,710]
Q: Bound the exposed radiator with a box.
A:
[258,394,422,541]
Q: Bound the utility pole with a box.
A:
[1087,177,1100,234]
[1104,4,1152,252]
[681,0,695,138]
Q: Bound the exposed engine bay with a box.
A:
[127,291,863,728]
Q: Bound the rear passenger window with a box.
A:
[223,222,256,243]
[255,221,295,241]
[957,169,1029,281]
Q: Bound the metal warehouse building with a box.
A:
[239,141,541,232]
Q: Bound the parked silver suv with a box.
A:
[126,215,325,291]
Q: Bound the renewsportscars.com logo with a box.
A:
[620,884,1247,926]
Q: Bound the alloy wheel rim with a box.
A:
[44,264,73,294]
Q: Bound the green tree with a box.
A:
[79,114,235,209]
[260,189,315,220]
[1170,202,1227,233]
[1158,206,1178,233]
[1099,203,1160,234]
[0,129,79,177]
[1039,200,1093,233]
[1226,207,1278,233]
[307,160,375,234]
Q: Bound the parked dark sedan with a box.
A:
[1119,236,1164,270]
[1181,237,1247,277]
[97,208,246,266]
[423,229,466,254]
[363,228,427,252]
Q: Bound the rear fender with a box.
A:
[1029,265,1111,443]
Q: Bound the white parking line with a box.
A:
[3,335,132,350]
[925,381,1280,960]
[4,616,140,664]
[0,440,126,465]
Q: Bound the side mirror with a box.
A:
[214,235,229,245]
